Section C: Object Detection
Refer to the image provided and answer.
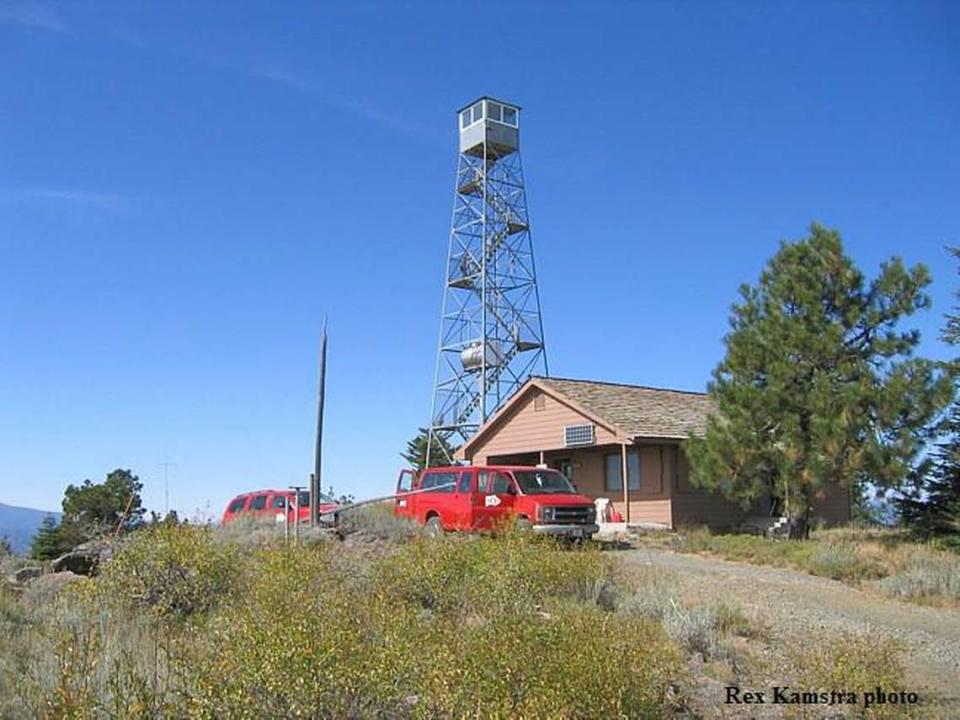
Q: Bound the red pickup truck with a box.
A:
[394,465,598,539]
[221,488,339,525]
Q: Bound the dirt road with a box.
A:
[619,547,960,714]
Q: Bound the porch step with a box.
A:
[740,516,789,537]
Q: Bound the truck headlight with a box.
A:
[539,506,555,522]
[586,506,596,522]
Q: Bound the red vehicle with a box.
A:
[394,465,598,538]
[221,489,339,525]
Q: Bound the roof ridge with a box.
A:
[532,375,708,397]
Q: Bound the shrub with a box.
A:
[809,542,886,581]
[787,633,918,719]
[879,555,960,603]
[185,531,684,718]
[617,569,745,664]
[338,501,420,541]
[100,524,241,618]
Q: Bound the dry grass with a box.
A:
[665,525,959,605]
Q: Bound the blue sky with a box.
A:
[1,1,957,517]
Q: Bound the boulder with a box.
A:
[9,565,43,584]
[52,539,115,576]
[27,571,83,596]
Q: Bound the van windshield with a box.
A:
[511,470,576,495]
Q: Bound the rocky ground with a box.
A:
[618,547,960,718]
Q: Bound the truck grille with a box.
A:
[547,505,593,525]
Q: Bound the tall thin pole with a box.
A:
[290,485,304,545]
[160,458,176,516]
[310,322,328,524]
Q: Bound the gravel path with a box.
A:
[619,548,960,708]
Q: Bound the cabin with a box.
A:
[456,376,851,528]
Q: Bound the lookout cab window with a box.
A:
[502,106,517,126]
[485,100,502,122]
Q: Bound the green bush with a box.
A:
[185,532,683,718]
[787,633,919,719]
[338,501,420,541]
[1,525,690,718]
[100,524,241,618]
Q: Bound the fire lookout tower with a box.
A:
[427,97,548,463]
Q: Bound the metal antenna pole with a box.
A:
[310,322,327,525]
[159,458,176,516]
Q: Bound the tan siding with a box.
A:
[672,489,753,528]
[669,447,757,528]
[624,500,672,525]
[568,451,605,497]
[467,389,619,462]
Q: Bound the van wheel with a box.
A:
[424,516,443,538]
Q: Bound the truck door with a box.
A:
[395,469,416,518]
[474,470,518,529]
[453,469,475,530]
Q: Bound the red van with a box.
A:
[394,465,598,538]
[221,489,339,525]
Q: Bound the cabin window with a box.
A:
[457,471,474,494]
[604,451,640,491]
[502,106,517,126]
[461,110,471,129]
[486,101,502,122]
[250,495,268,511]
[228,497,247,513]
[270,496,286,509]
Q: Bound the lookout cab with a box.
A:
[458,97,520,157]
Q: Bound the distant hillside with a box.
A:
[0,503,61,555]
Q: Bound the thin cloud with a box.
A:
[19,189,133,213]
[249,62,440,144]
[0,1,66,32]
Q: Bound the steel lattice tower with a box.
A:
[427,97,548,463]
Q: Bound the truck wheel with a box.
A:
[424,515,444,539]
[516,517,532,532]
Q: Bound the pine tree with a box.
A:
[897,248,960,545]
[685,224,952,538]
[402,430,459,471]
[29,516,73,561]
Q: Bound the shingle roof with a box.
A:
[534,376,714,440]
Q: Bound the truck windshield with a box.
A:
[511,470,576,495]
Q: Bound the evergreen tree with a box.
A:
[686,224,952,538]
[29,516,73,561]
[402,429,459,471]
[897,248,960,544]
[61,468,146,538]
